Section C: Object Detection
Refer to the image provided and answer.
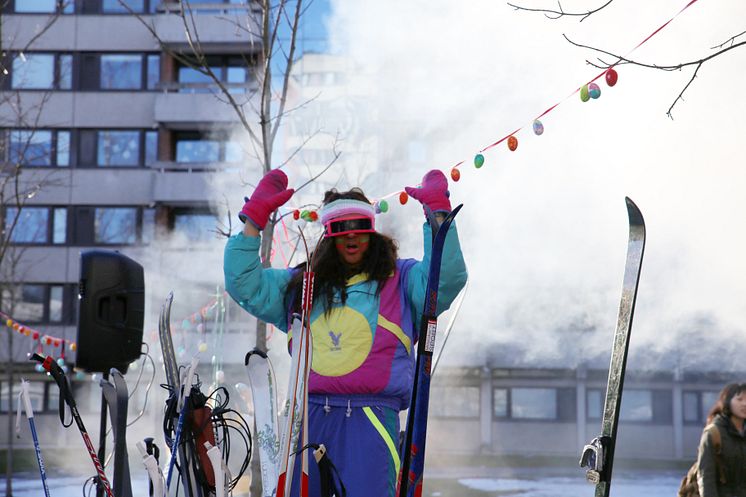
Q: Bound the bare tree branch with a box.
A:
[507,0,614,21]
[563,34,746,117]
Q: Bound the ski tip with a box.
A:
[244,347,268,365]
[624,197,645,228]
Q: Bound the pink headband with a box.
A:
[319,199,376,236]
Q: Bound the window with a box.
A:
[73,205,149,245]
[494,388,508,418]
[1,283,70,325]
[587,389,603,419]
[6,129,70,167]
[684,390,720,424]
[12,0,73,13]
[10,53,72,89]
[97,130,140,166]
[176,55,252,93]
[511,388,557,420]
[145,130,158,165]
[9,130,52,166]
[142,208,156,244]
[95,207,137,244]
[174,131,243,163]
[3,284,45,322]
[4,207,49,243]
[0,382,44,413]
[100,54,142,90]
[430,386,480,418]
[78,129,155,167]
[620,389,653,422]
[146,55,160,90]
[52,208,67,244]
[174,211,218,242]
[12,53,53,89]
[102,0,143,13]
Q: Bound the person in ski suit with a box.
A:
[697,382,746,497]
[224,168,467,497]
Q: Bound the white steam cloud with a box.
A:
[317,0,746,371]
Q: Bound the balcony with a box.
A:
[152,4,262,51]
[150,161,236,204]
[154,86,256,125]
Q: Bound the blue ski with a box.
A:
[398,204,463,497]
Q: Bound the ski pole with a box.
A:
[30,353,115,497]
[137,439,165,497]
[205,441,226,497]
[15,379,52,497]
[166,355,199,490]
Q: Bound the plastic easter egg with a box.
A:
[17,326,24,334]
[24,328,31,336]
[70,342,77,351]
[293,209,300,220]
[57,358,65,367]
[378,200,389,213]
[605,68,618,87]
[580,85,590,102]
[474,154,485,168]
[399,192,408,205]
[198,342,208,353]
[533,120,544,136]
[32,331,39,340]
[216,370,225,384]
[181,319,190,330]
[53,339,60,347]
[507,136,518,152]
[300,210,310,221]
[12,322,19,331]
[35,364,45,373]
[45,337,52,345]
[196,323,204,334]
[589,83,601,99]
[5,318,11,327]
[309,211,318,222]
[75,371,86,380]
[450,167,461,182]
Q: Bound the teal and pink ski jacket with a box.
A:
[224,221,467,410]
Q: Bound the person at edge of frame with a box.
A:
[698,382,746,497]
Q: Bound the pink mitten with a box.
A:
[239,169,294,229]
[404,169,451,214]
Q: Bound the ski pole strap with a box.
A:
[293,443,346,497]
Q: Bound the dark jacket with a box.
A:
[697,414,746,497]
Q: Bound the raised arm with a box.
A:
[407,220,468,318]
[403,169,468,322]
[224,169,295,330]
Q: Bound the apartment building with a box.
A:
[0,0,262,441]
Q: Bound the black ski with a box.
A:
[579,197,646,497]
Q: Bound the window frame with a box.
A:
[2,205,69,245]
[9,52,74,90]
[3,128,72,167]
[9,0,74,13]
[0,283,75,325]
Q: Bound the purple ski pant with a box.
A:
[290,396,401,497]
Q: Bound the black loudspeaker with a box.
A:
[76,250,145,374]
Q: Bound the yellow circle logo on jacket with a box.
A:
[311,306,373,377]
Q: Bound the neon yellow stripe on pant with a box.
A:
[362,406,401,477]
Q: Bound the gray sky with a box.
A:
[319,0,746,369]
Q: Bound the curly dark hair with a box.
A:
[706,382,746,425]
[285,188,398,315]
